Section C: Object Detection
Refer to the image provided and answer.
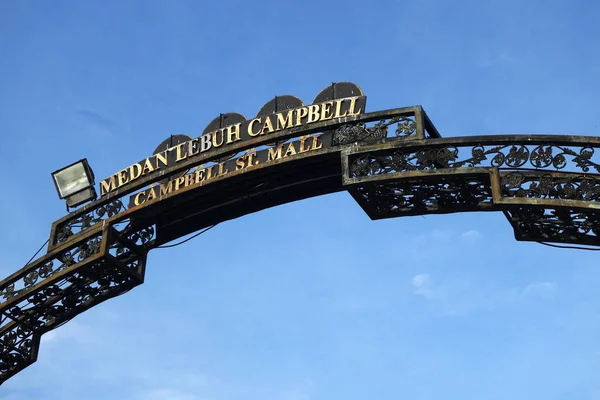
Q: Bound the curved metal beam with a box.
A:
[1,107,598,385]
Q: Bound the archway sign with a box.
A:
[1,82,599,384]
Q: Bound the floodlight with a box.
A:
[51,159,97,209]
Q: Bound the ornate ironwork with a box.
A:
[0,236,103,302]
[0,224,149,383]
[332,116,416,146]
[349,143,600,178]
[500,172,600,201]
[55,199,125,244]
[0,324,36,379]
[343,133,600,252]
[3,259,139,329]
[126,225,156,247]
[506,207,600,246]
[352,177,494,217]
[3,107,600,387]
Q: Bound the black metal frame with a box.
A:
[2,106,598,385]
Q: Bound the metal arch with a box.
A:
[1,107,599,385]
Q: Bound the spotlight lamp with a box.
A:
[51,159,97,210]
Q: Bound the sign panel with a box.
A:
[100,95,366,197]
[128,133,327,207]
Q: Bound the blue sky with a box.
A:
[1,1,600,399]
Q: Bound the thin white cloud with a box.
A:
[412,273,437,299]
[39,320,99,345]
[410,273,527,317]
[523,282,558,299]
[461,230,482,241]
[412,229,452,246]
[40,330,57,343]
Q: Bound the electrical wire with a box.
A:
[154,178,273,250]
[537,241,600,251]
[156,224,217,249]
[24,239,50,266]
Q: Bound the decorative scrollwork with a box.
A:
[333,117,416,146]
[128,225,156,247]
[350,144,600,178]
[3,256,143,331]
[0,236,103,301]
[104,225,155,267]
[333,124,380,146]
[507,207,600,244]
[109,240,128,258]
[55,199,125,244]
[395,118,416,137]
[0,324,35,376]
[501,173,600,201]
[353,178,494,216]
[5,119,600,388]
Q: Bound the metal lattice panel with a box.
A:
[505,207,600,246]
[345,142,600,179]
[0,225,153,382]
[348,173,495,218]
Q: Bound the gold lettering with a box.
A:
[226,123,242,144]
[212,130,225,148]
[261,116,275,135]
[284,142,297,157]
[247,150,257,166]
[206,165,214,179]
[194,167,206,183]
[100,176,117,196]
[176,143,188,162]
[333,99,348,118]
[174,176,186,191]
[267,145,283,161]
[142,158,155,175]
[321,101,334,121]
[299,135,311,153]
[117,170,129,187]
[218,162,228,175]
[129,163,142,181]
[133,191,146,206]
[184,173,194,187]
[248,118,262,137]
[200,134,212,152]
[312,135,323,150]
[276,110,294,131]
[160,181,173,196]
[295,107,308,126]
[146,186,157,202]
[236,156,246,170]
[307,104,320,124]
[188,138,200,157]
[348,97,362,115]
[155,151,168,169]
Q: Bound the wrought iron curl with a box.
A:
[333,117,417,146]
[55,199,125,244]
[501,172,600,201]
[0,236,103,301]
[351,143,600,178]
